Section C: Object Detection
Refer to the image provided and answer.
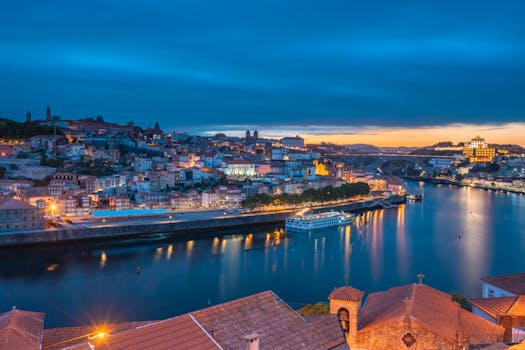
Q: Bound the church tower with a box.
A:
[45,106,51,122]
[26,110,32,123]
[328,286,364,348]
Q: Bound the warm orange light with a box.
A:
[88,329,109,340]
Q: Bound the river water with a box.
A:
[1,181,524,327]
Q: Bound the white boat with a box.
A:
[406,194,423,201]
[285,211,354,230]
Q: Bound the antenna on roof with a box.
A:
[417,273,425,284]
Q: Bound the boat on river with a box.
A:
[285,211,354,231]
[406,194,423,201]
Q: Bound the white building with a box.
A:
[470,272,525,343]
[224,160,256,178]
[280,135,304,149]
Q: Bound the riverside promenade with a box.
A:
[0,195,405,247]
[402,175,525,195]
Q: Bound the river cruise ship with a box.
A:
[285,211,354,230]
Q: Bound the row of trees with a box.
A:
[0,118,62,139]
[241,182,369,209]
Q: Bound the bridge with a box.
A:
[325,153,457,174]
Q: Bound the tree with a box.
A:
[96,115,105,123]
[240,182,370,209]
[451,292,472,312]
[297,302,329,316]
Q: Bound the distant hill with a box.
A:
[343,144,380,153]
[0,118,62,139]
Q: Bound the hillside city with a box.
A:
[0,108,524,232]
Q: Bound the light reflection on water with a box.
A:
[0,181,524,328]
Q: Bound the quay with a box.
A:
[0,195,405,247]
[402,176,525,195]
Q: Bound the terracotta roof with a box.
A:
[66,315,220,350]
[359,284,504,344]
[48,291,345,350]
[304,314,348,349]
[0,308,45,350]
[191,290,347,350]
[508,295,525,316]
[469,297,518,318]
[328,286,364,301]
[481,272,525,295]
[471,294,525,319]
[43,321,154,350]
[0,198,36,210]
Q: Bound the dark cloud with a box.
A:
[0,0,524,128]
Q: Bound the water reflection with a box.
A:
[166,245,173,260]
[212,237,219,254]
[0,182,524,328]
[99,252,107,269]
[396,205,408,279]
[186,240,194,258]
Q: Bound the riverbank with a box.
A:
[402,176,525,195]
[0,195,405,247]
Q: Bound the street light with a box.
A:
[50,204,57,217]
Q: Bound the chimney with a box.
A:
[242,333,259,350]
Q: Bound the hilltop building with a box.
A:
[463,136,496,163]
[245,129,259,145]
[280,135,304,149]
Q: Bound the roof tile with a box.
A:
[328,287,364,302]
[481,272,525,295]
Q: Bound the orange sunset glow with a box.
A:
[258,123,525,147]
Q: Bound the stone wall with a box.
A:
[0,211,292,247]
[356,320,459,350]
[0,195,405,247]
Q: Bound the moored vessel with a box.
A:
[285,211,354,230]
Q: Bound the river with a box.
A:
[1,181,524,327]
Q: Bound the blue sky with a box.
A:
[0,0,524,138]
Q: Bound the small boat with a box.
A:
[406,194,423,201]
[285,211,354,231]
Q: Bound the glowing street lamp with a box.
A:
[50,204,57,217]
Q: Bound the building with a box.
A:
[469,272,525,343]
[328,283,504,350]
[0,307,45,350]
[0,197,45,232]
[224,159,256,178]
[280,135,304,149]
[463,136,497,163]
[2,291,348,350]
[470,296,525,343]
[480,272,525,298]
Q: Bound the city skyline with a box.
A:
[3,108,525,147]
[1,1,525,349]
[1,0,524,138]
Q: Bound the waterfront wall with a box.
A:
[0,195,405,247]
[403,176,525,195]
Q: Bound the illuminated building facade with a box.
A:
[224,160,256,178]
[463,135,496,163]
[0,198,45,232]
